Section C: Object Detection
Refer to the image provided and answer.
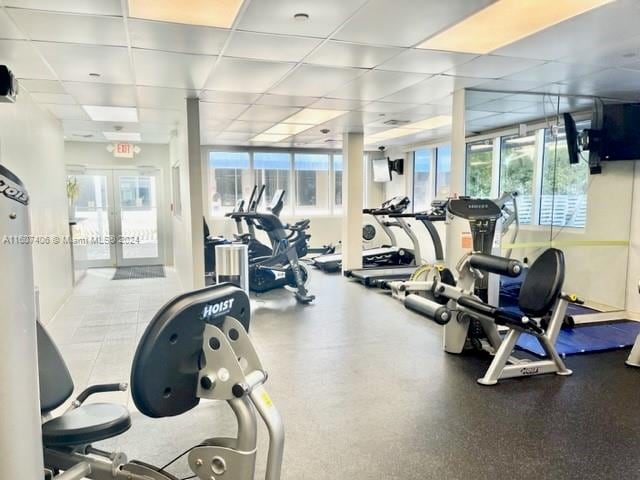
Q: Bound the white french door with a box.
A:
[69,168,163,267]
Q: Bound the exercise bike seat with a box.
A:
[42,403,131,447]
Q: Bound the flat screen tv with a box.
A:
[372,158,391,182]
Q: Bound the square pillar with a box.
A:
[341,132,364,272]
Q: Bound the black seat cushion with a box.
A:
[518,248,565,318]
[42,403,131,447]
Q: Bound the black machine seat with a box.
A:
[42,403,131,447]
[131,284,250,418]
[518,248,565,317]
[456,248,565,334]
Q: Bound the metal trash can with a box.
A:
[215,244,249,294]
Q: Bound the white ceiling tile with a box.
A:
[199,90,260,104]
[471,78,550,93]
[502,62,605,84]
[133,49,215,90]
[560,36,640,68]
[238,0,369,37]
[465,90,510,106]
[327,70,427,101]
[445,55,544,79]
[200,132,222,145]
[0,40,55,79]
[199,102,249,120]
[3,0,122,15]
[334,0,493,47]
[359,101,416,113]
[206,57,293,93]
[128,19,229,56]
[393,103,451,118]
[382,75,484,103]
[237,105,300,123]
[140,132,170,144]
[225,120,277,133]
[430,94,454,107]
[137,86,195,109]
[37,42,132,83]
[0,9,25,39]
[30,92,75,104]
[64,82,136,107]
[495,0,640,61]
[225,31,321,62]
[306,41,402,69]
[308,98,367,110]
[377,49,477,74]
[255,94,319,108]
[212,131,254,142]
[199,118,231,132]
[270,64,364,97]
[7,9,127,46]
[43,103,90,120]
[138,108,183,124]
[470,98,538,113]
[19,79,66,94]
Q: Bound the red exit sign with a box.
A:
[114,143,134,158]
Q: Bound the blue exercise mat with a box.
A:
[515,321,640,357]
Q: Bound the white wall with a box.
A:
[64,141,173,265]
[0,91,72,323]
[170,126,195,290]
[626,162,640,314]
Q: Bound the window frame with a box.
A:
[205,146,366,217]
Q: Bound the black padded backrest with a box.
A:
[37,322,74,414]
[518,248,565,317]
[131,284,250,419]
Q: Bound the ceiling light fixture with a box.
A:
[103,131,142,142]
[128,0,244,28]
[285,108,348,125]
[250,133,291,143]
[418,0,615,54]
[262,123,313,136]
[365,115,452,143]
[83,105,138,122]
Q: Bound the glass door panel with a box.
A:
[114,171,161,266]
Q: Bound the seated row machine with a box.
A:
[395,248,582,385]
[40,284,284,479]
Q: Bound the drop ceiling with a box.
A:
[0,0,639,147]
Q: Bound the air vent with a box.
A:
[383,119,411,126]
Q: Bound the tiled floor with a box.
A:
[46,268,182,410]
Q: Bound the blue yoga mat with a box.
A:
[515,321,640,357]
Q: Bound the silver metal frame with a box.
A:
[44,317,284,480]
[627,335,640,367]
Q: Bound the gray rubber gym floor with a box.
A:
[46,268,640,480]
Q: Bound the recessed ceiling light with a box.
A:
[263,123,312,136]
[103,131,142,142]
[418,0,615,54]
[128,0,244,28]
[250,133,291,143]
[293,13,310,21]
[83,105,138,122]
[286,108,348,125]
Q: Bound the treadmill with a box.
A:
[345,203,446,287]
[312,196,415,273]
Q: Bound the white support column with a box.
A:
[445,88,467,269]
[187,97,205,288]
[342,132,364,272]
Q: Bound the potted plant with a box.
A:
[66,176,80,220]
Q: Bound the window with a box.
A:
[466,139,493,198]
[333,154,343,210]
[208,151,250,215]
[171,165,181,217]
[413,149,433,211]
[435,145,451,198]
[254,152,291,211]
[499,134,536,224]
[294,153,330,213]
[539,122,589,228]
